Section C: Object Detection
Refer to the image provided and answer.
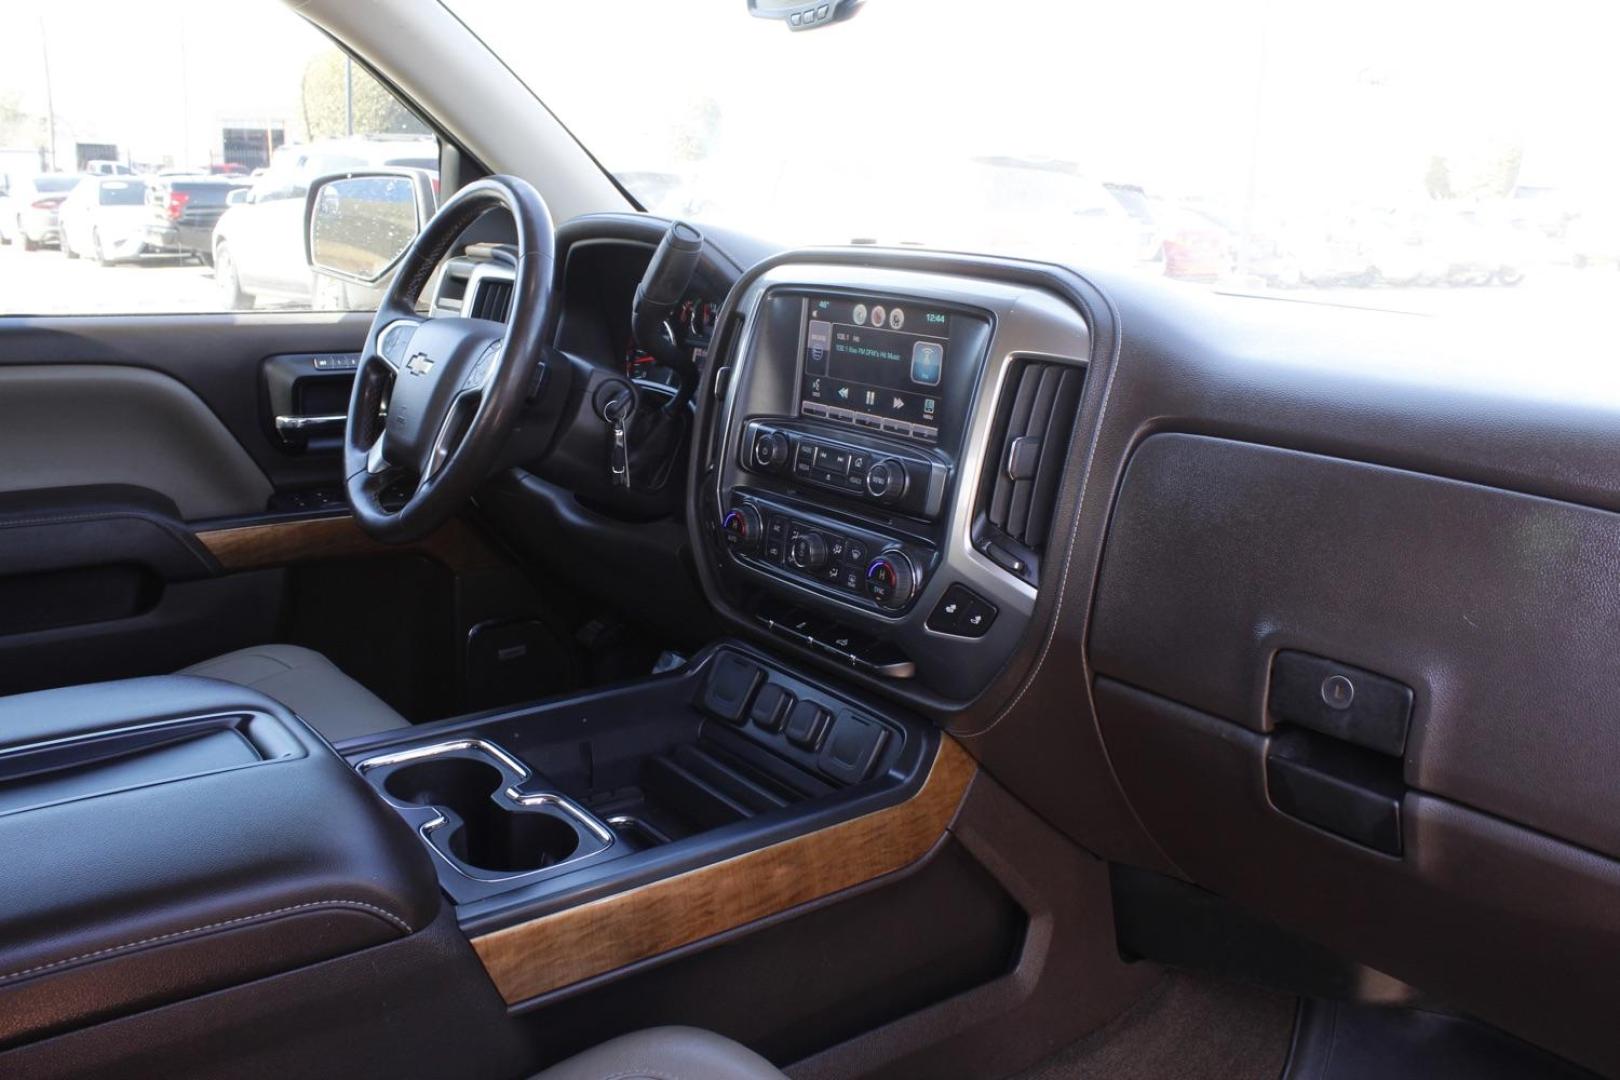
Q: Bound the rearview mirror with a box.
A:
[304,169,435,284]
[747,0,860,30]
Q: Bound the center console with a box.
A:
[698,261,1094,702]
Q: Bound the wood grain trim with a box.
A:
[196,515,505,573]
[469,736,978,1004]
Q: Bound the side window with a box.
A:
[0,2,438,315]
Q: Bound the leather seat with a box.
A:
[179,644,410,742]
[531,1027,785,1080]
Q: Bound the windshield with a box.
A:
[447,0,1620,328]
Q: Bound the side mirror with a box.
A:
[304,169,434,284]
[747,0,859,30]
[226,188,250,206]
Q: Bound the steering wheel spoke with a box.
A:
[373,317,422,376]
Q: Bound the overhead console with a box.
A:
[693,259,1094,702]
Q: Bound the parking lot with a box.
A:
[0,240,244,315]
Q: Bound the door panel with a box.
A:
[0,312,371,498]
[0,313,368,688]
[0,365,272,518]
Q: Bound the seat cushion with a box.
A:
[532,1027,785,1080]
[179,644,409,742]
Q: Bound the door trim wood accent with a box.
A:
[468,735,978,1005]
[196,514,505,573]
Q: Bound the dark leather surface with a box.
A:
[1090,432,1620,862]
[0,484,219,581]
[0,675,440,1049]
[532,1027,785,1080]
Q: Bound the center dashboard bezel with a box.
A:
[698,257,1093,705]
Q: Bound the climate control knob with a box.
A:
[865,550,918,609]
[864,458,909,503]
[788,532,828,570]
[721,505,762,554]
[752,431,791,473]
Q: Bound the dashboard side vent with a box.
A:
[977,358,1086,585]
[468,277,514,323]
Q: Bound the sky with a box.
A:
[1,2,326,168]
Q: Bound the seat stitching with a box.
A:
[0,899,412,985]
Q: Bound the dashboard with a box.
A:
[482,213,1620,1077]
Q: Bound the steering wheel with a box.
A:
[343,175,555,543]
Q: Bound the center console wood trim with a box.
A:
[468,735,978,1004]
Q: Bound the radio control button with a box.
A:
[814,446,850,474]
[864,459,909,503]
[752,430,791,472]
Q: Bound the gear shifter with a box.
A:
[631,221,704,413]
[611,221,704,493]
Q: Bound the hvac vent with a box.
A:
[468,276,514,323]
[977,358,1086,585]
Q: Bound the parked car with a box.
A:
[0,173,83,250]
[141,175,250,265]
[211,136,437,308]
[1148,200,1237,282]
[57,176,150,263]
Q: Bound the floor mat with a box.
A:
[1012,973,1295,1080]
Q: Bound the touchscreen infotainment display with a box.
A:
[797,295,952,443]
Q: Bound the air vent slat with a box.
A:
[471,279,513,323]
[978,357,1087,585]
[1024,367,1085,546]
[1005,366,1063,539]
[989,365,1042,530]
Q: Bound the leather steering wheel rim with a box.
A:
[342,175,555,544]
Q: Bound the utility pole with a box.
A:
[38,15,57,171]
[179,23,191,169]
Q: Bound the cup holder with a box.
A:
[448,808,579,873]
[384,757,503,809]
[374,748,602,877]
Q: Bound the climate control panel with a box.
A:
[741,421,948,520]
[722,493,932,615]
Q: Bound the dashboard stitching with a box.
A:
[957,287,1123,739]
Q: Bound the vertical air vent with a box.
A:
[976,358,1086,585]
[469,277,514,323]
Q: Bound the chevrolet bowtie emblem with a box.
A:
[405,353,435,376]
